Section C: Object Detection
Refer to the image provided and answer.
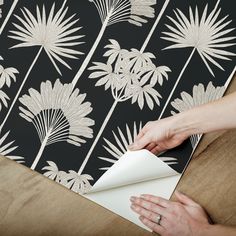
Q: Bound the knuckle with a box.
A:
[139,208,145,215]
[172,203,183,211]
[147,212,153,219]
[153,225,163,234]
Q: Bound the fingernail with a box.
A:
[129,197,135,202]
[130,204,136,210]
[140,194,147,199]
[130,196,136,202]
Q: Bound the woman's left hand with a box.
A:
[130,191,211,236]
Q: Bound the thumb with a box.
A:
[128,134,151,151]
[175,191,200,207]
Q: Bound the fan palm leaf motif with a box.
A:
[0,64,19,89]
[76,0,171,176]
[19,79,95,170]
[42,161,67,183]
[76,39,171,176]
[171,82,225,147]
[98,122,178,170]
[0,0,84,130]
[0,57,19,113]
[0,130,24,163]
[42,160,94,194]
[159,0,236,119]
[71,0,158,86]
[62,171,94,194]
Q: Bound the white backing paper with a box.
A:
[84,150,181,231]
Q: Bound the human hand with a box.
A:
[130,191,211,236]
[128,117,190,155]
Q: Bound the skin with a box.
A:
[128,92,236,236]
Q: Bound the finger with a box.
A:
[130,198,169,218]
[130,204,162,223]
[134,122,153,142]
[150,145,166,155]
[139,216,165,235]
[140,195,171,208]
[145,143,157,152]
[174,191,200,207]
[134,129,146,142]
[128,134,151,151]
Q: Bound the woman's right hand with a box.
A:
[128,116,190,154]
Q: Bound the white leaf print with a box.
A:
[9,1,84,74]
[71,0,157,86]
[62,171,94,194]
[0,90,9,111]
[0,59,19,113]
[159,0,236,120]
[98,122,177,170]
[89,40,169,109]
[171,82,225,148]
[42,161,67,183]
[162,1,236,75]
[78,39,171,176]
[1,0,84,130]
[76,1,171,175]
[19,79,95,170]
[0,65,19,88]
[42,161,94,194]
[0,130,24,163]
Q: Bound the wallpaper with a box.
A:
[0,0,235,197]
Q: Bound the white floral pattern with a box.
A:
[74,39,171,176]
[42,161,67,183]
[71,0,157,86]
[98,122,178,170]
[0,0,84,130]
[89,0,156,26]
[0,130,24,163]
[158,0,236,120]
[19,79,94,170]
[43,160,93,194]
[0,1,234,206]
[171,82,225,147]
[162,0,236,76]
[0,57,19,113]
[89,39,171,109]
[9,1,84,74]
[0,64,18,88]
[171,82,225,114]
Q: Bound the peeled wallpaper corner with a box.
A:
[89,150,179,193]
[85,175,182,231]
[0,0,236,231]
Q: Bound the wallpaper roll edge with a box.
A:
[89,150,179,193]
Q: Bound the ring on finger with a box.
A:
[156,214,162,225]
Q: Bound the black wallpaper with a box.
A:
[0,0,235,193]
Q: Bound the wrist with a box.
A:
[169,109,202,138]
